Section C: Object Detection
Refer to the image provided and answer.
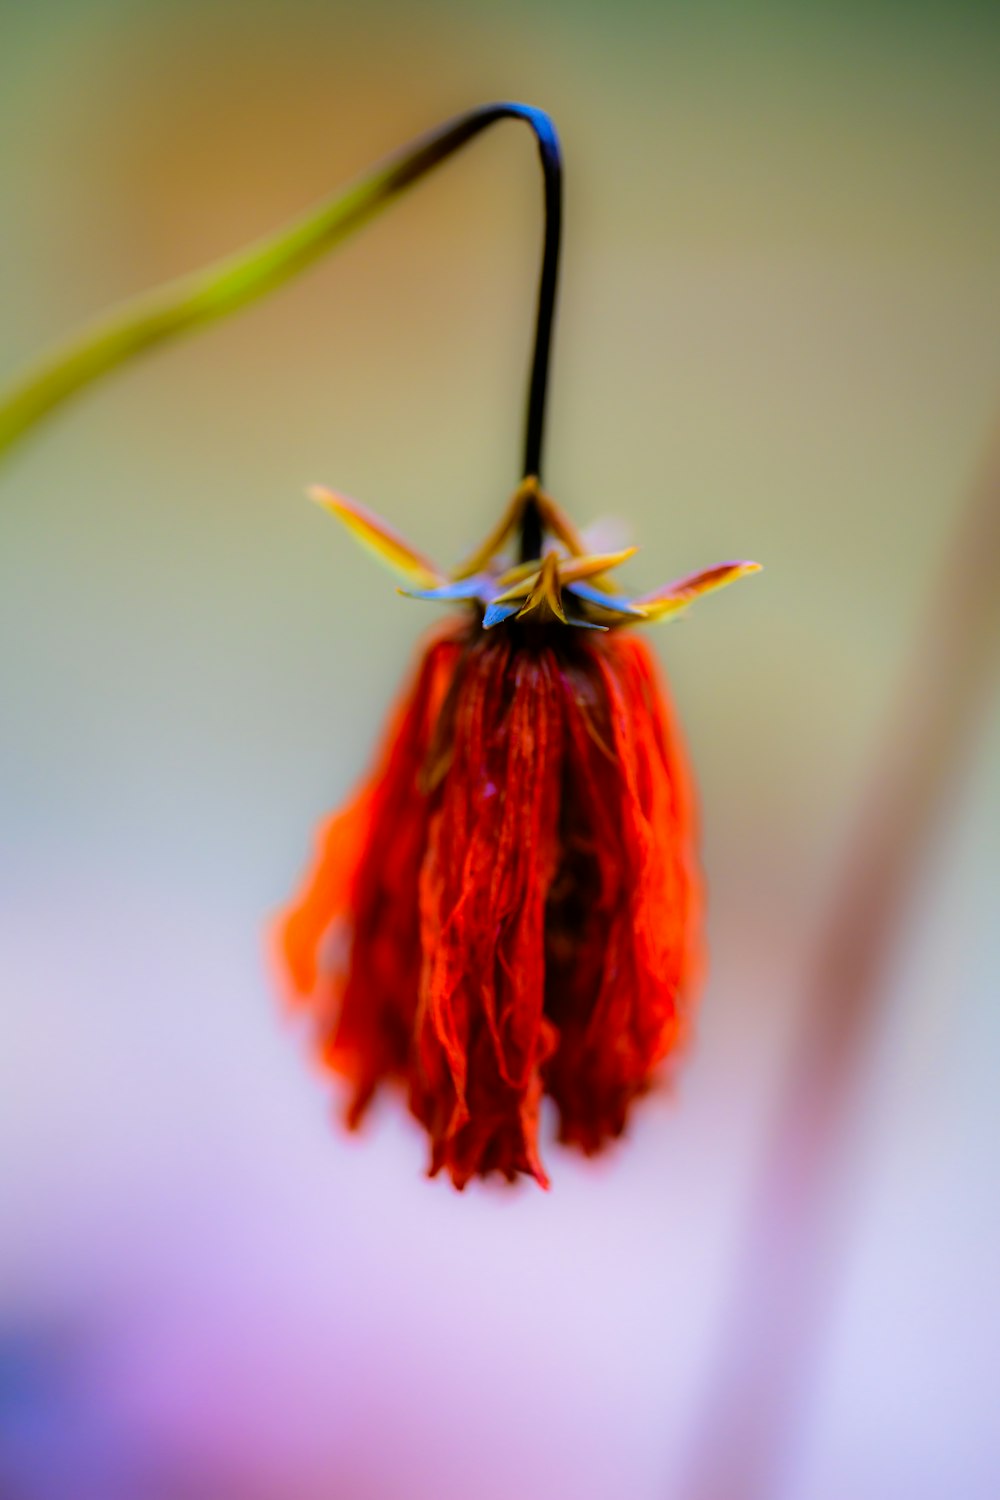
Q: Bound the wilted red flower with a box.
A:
[274,477,758,1187]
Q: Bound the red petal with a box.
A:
[414,636,563,1188]
[544,633,703,1150]
[274,626,704,1186]
[272,630,463,1125]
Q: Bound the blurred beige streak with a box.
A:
[685,416,1000,1500]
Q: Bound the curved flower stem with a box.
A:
[0,101,562,482]
[683,419,1000,1500]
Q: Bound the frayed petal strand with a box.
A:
[274,625,702,1187]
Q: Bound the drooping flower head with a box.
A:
[0,93,761,1188]
[275,477,758,1187]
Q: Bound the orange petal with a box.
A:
[535,489,588,557]
[635,560,762,620]
[308,485,443,589]
[270,785,375,1004]
[491,568,544,605]
[494,554,557,590]
[517,552,567,623]
[560,546,637,586]
[450,477,537,580]
[491,545,637,606]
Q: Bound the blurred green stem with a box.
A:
[0,102,562,477]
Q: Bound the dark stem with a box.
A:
[518,496,544,563]
[517,114,562,482]
[383,103,563,484]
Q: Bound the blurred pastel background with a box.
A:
[2,1,999,1497]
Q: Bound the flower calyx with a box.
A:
[307,475,760,632]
